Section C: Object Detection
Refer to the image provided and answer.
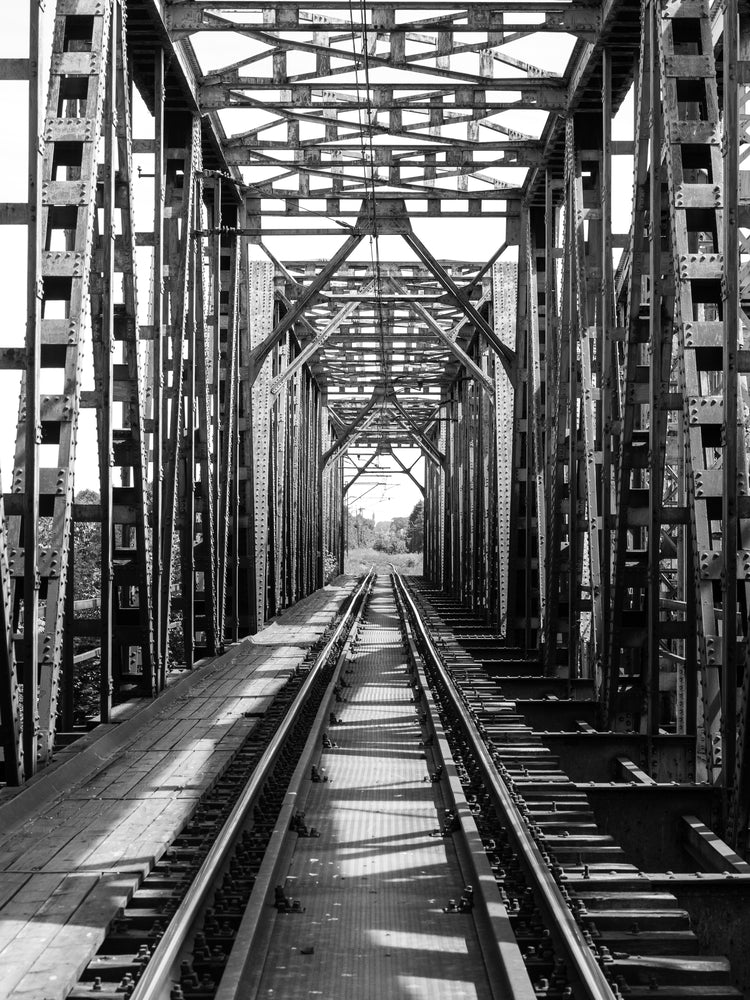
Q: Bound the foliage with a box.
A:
[391,516,409,536]
[344,547,423,576]
[72,488,102,598]
[346,509,375,548]
[70,607,100,727]
[406,499,424,553]
[323,549,339,584]
[168,619,185,666]
[372,533,406,554]
[364,512,413,555]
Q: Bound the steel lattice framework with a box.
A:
[2,0,750,848]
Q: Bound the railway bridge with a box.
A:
[2,0,750,996]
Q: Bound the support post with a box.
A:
[98,4,116,722]
[152,47,164,687]
[724,0,740,821]
[647,5,664,741]
[22,0,44,775]
[600,48,613,688]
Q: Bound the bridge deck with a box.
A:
[0,579,357,1000]
[252,578,492,1000]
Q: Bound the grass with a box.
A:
[343,547,423,576]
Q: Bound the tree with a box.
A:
[72,488,102,599]
[346,509,375,549]
[406,500,424,552]
[373,533,406,554]
[391,516,408,537]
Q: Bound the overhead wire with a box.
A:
[358,0,389,393]
[347,0,390,441]
[344,0,429,503]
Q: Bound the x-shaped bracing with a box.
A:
[254,200,513,406]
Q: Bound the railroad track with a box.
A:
[397,574,743,1000]
[66,572,743,1000]
[68,570,375,1000]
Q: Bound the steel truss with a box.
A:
[422,0,750,842]
[3,0,750,847]
[0,0,345,781]
[496,0,750,842]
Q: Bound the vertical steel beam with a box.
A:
[606,20,651,720]
[0,484,22,784]
[117,1,155,691]
[492,262,518,637]
[180,175,199,668]
[152,48,164,687]
[543,171,562,674]
[565,123,580,677]
[729,7,750,849]
[244,261,274,632]
[97,3,116,721]
[89,1,154,702]
[601,48,614,682]
[228,211,247,641]
[648,2,664,741]
[522,229,534,645]
[218,233,240,642]
[658,0,728,779]
[61,530,74,734]
[527,215,547,640]
[211,180,222,635]
[22,0,44,775]
[160,118,199,665]
[724,0,739,816]
[23,0,115,760]
[194,218,219,656]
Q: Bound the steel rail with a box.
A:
[130,569,376,1000]
[393,573,616,1000]
[390,574,537,1000]
[212,566,376,1000]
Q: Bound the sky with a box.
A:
[0,4,636,525]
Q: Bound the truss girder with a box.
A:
[5,0,116,771]
[8,0,750,851]
[168,0,584,222]
[92,0,156,705]
[492,262,518,638]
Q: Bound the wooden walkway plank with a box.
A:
[0,874,97,997]
[128,716,194,752]
[64,751,152,800]
[147,718,205,753]
[2,801,106,873]
[38,800,146,873]
[0,876,62,954]
[0,874,31,912]
[0,578,358,1000]
[0,873,138,1000]
[115,759,191,799]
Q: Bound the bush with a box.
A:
[62,605,101,727]
[323,549,338,583]
[343,547,422,575]
[372,534,407,554]
[168,617,185,666]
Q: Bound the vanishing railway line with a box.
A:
[4,1,750,997]
[68,571,376,1000]
[66,574,742,1000]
